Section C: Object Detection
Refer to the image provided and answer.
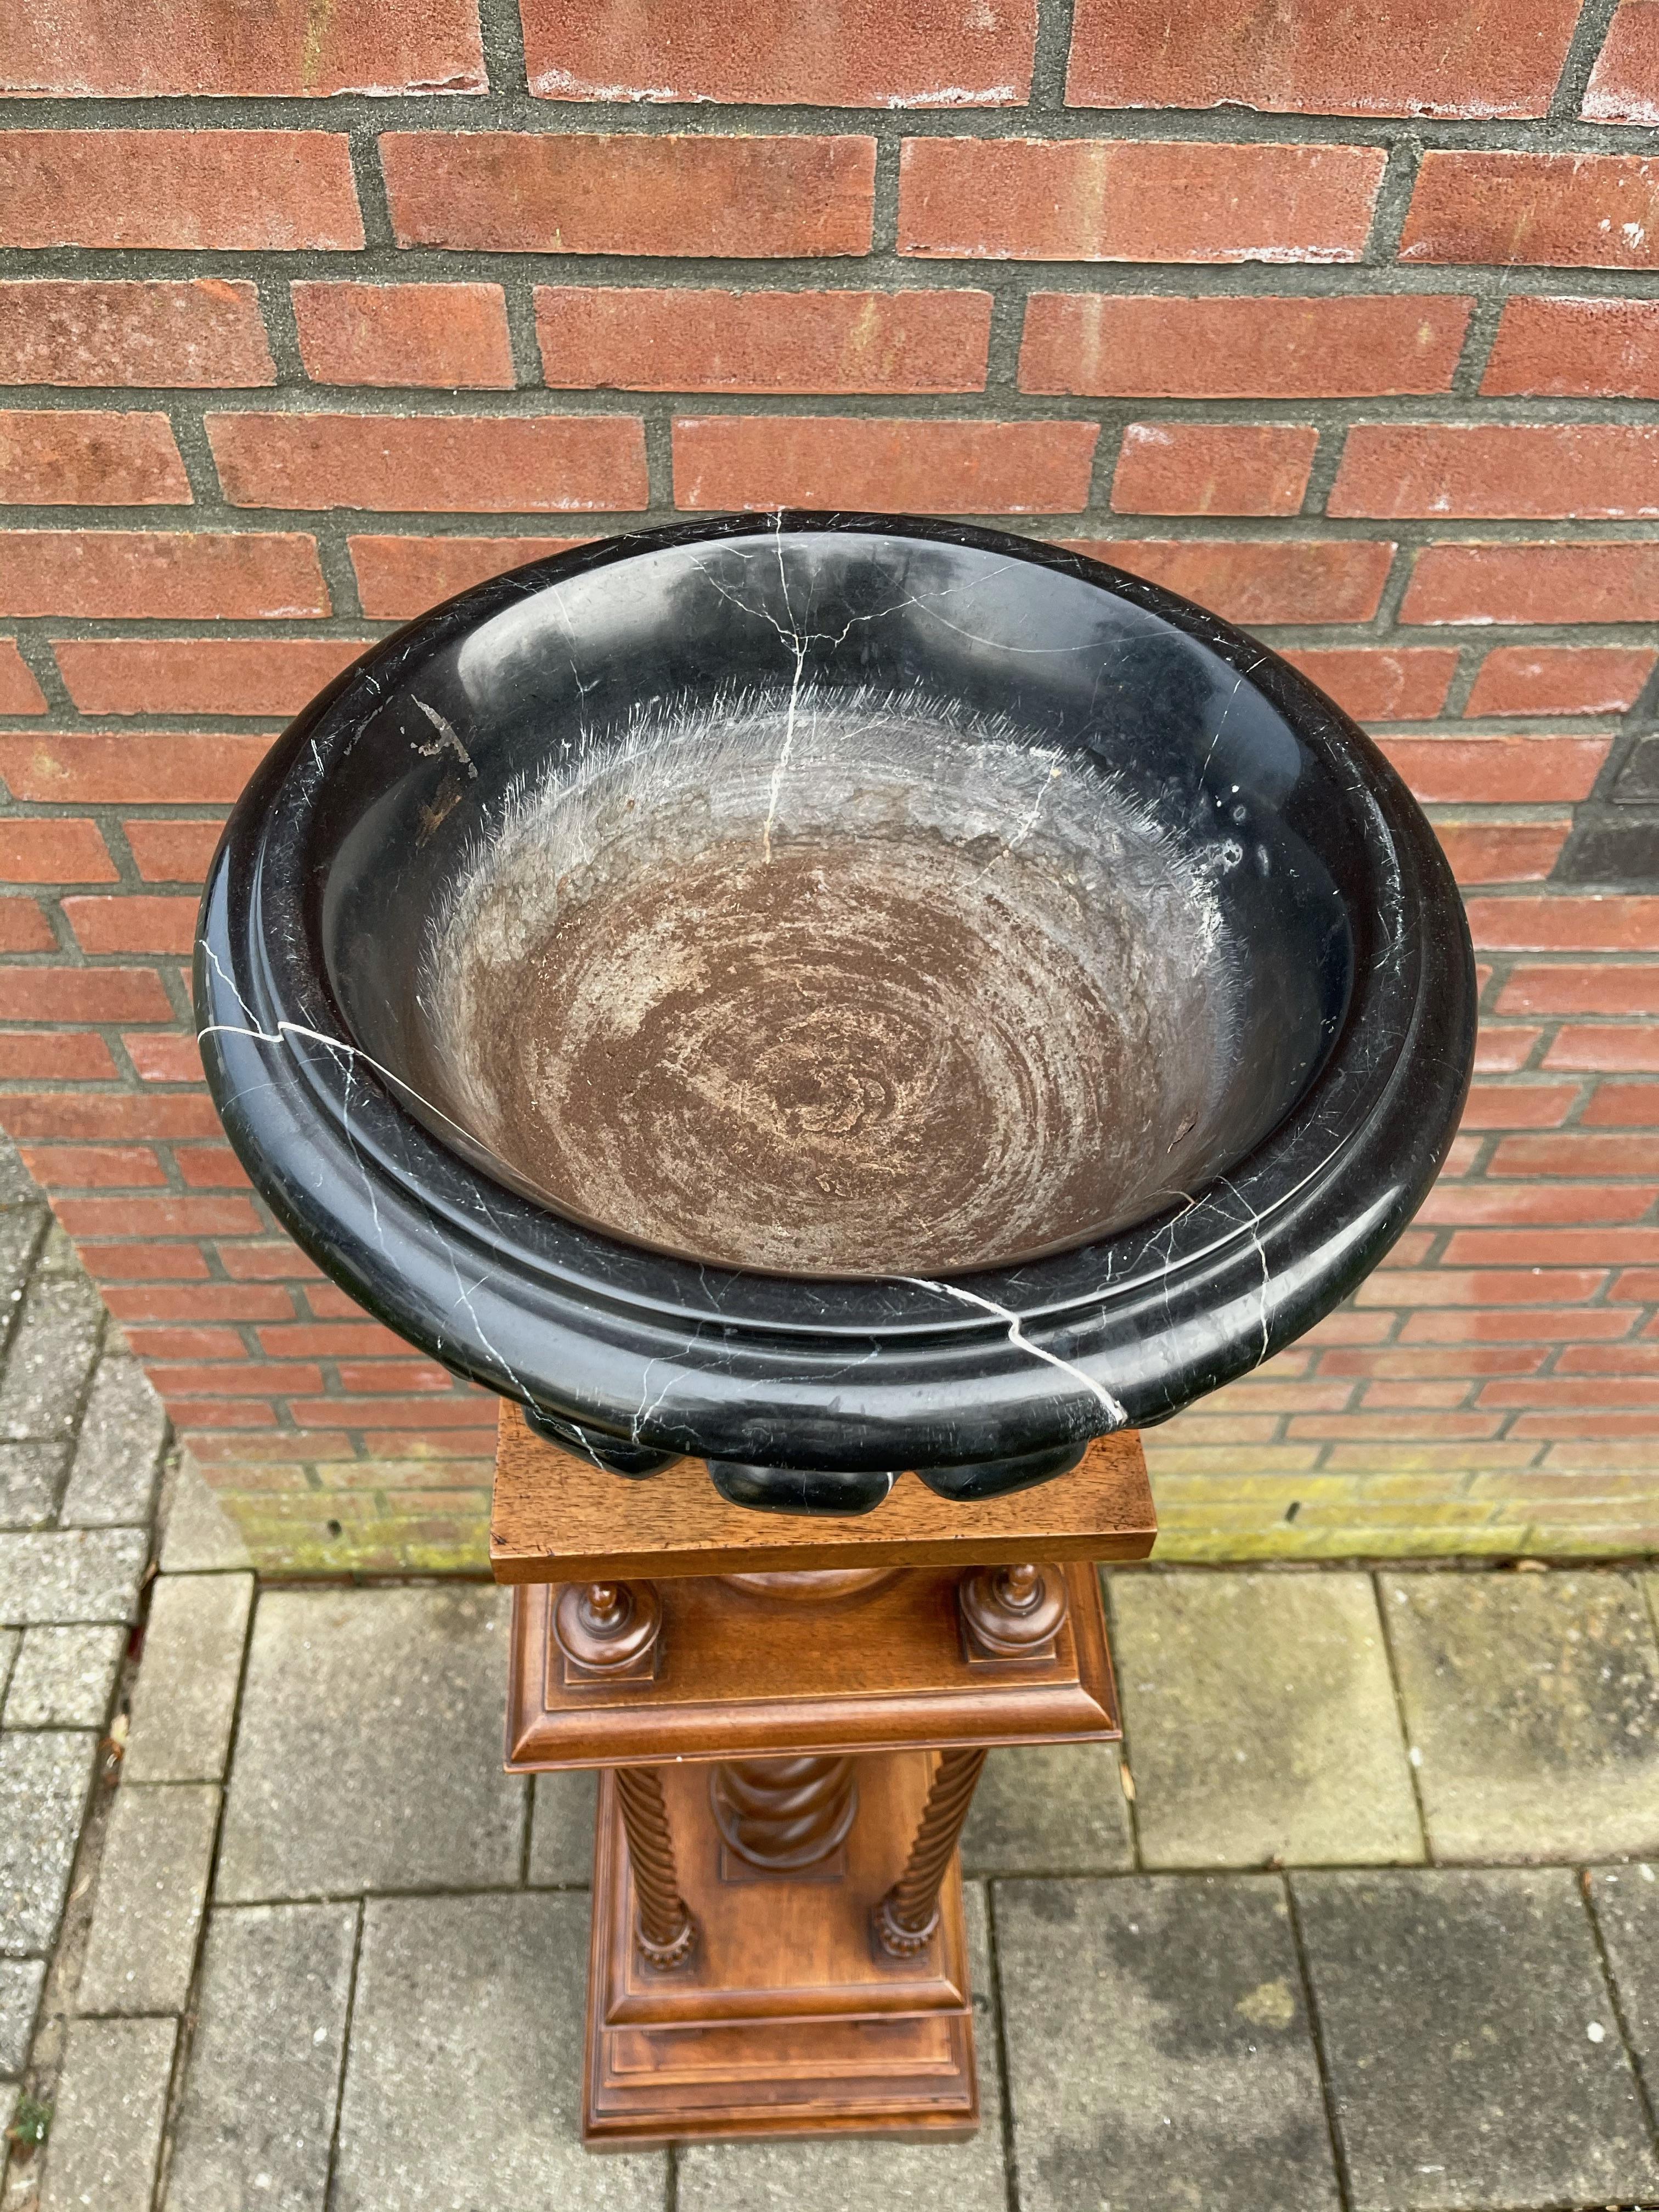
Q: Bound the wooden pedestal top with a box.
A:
[490,1404,1156,1584]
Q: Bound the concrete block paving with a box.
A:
[1,1136,1658,2209]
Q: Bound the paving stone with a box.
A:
[1114,1571,1423,1869]
[39,2015,176,2212]
[157,1451,252,1575]
[334,1891,663,2211]
[59,1356,167,1528]
[78,1782,217,2015]
[527,1768,597,1885]
[0,1957,44,2074]
[0,1204,43,1309]
[0,1135,41,1214]
[34,1222,81,1276]
[165,1900,357,2212]
[4,1625,123,1729]
[961,1743,1134,1876]
[1587,1860,1659,2080]
[0,1730,97,1956]
[1295,1867,1658,2211]
[0,1443,67,1528]
[1383,1568,1659,1860]
[0,1528,148,1628]
[997,1874,1338,2212]
[217,1586,523,1901]
[0,1276,103,1444]
[124,1572,251,1784]
[678,1882,1005,2212]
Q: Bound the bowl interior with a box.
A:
[318,528,1358,1279]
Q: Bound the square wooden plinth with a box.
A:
[586,1753,977,2148]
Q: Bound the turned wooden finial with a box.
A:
[552,1578,663,1684]
[957,1561,1069,1662]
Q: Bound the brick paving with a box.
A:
[2,1150,1659,2208]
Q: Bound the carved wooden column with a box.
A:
[613,1765,697,1969]
[710,1753,859,1869]
[873,1747,990,1957]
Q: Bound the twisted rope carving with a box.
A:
[710,1754,859,1870]
[874,1747,989,1957]
[614,1765,697,1970]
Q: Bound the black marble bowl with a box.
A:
[196,515,1476,1515]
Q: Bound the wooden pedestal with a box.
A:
[493,1407,1156,2148]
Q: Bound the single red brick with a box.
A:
[1359,1381,1489,1409]
[1586,1082,1659,1124]
[0,819,113,884]
[148,1361,325,1397]
[1420,1179,1659,1223]
[1486,1375,1659,1407]
[1322,1346,1546,1378]
[0,133,364,252]
[215,1240,325,1281]
[0,533,326,620]
[258,1321,410,1357]
[1300,1311,1399,1345]
[101,1284,293,1323]
[1442,818,1575,876]
[0,1032,117,1080]
[1402,151,1659,269]
[4,0,484,94]
[1064,0,1582,116]
[123,1327,248,1361]
[898,138,1385,262]
[1110,424,1315,516]
[1466,896,1659,950]
[19,1144,165,1189]
[0,410,189,506]
[175,1144,251,1187]
[536,285,992,395]
[1331,424,1659,520]
[673,415,1099,514]
[1499,966,1659,1016]
[0,900,54,952]
[521,0,1034,104]
[79,1242,212,1282]
[360,1427,495,1456]
[348,534,584,617]
[63,894,197,955]
[1019,292,1471,398]
[290,1395,491,1427]
[58,1193,261,1239]
[292,283,514,391]
[122,821,224,884]
[1474,1025,1543,1073]
[305,1285,379,1318]
[1376,1229,1436,1268]
[1284,649,1458,721]
[1404,540,1659,625]
[1402,1304,1637,1341]
[1464,645,1656,718]
[1621,1268,1659,1296]
[1437,1133,1485,1175]
[0,280,274,390]
[1375,735,1610,804]
[54,640,368,716]
[382,133,876,258]
[1,1092,221,1139]
[336,1360,455,1392]
[1289,1412,1505,1439]
[0,733,271,805]
[1464,1080,1583,1125]
[0,644,46,714]
[1493,1130,1659,1172]
[155,1397,278,1428]
[1545,1025,1659,1071]
[1513,1410,1659,1436]
[1584,0,1659,123]
[1434,819,1571,883]
[207,411,647,514]
[1067,538,1394,623]
[125,1032,205,1083]
[1562,1348,1659,1380]
[1447,1225,1659,1263]
[0,967,171,1023]
[1482,298,1659,398]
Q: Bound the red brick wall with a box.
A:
[2,0,1658,1564]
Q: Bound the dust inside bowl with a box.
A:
[405,683,1286,1279]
